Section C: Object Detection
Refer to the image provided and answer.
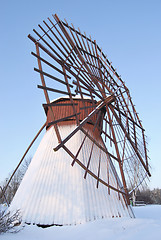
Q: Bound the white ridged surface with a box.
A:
[10,123,134,225]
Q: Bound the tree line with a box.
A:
[135,188,161,205]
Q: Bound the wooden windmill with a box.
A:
[5,14,151,226]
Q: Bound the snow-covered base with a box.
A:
[10,125,133,225]
[1,205,161,240]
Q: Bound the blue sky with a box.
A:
[0,0,161,189]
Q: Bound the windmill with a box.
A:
[2,14,150,226]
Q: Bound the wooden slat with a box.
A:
[96,149,101,188]
[37,85,75,96]
[62,65,79,125]
[101,130,114,143]
[35,44,61,143]
[31,52,71,78]
[73,80,103,100]
[62,145,127,196]
[92,110,101,133]
[47,112,81,127]
[33,28,65,63]
[71,132,88,166]
[28,34,71,69]
[80,105,95,110]
[43,103,78,107]
[109,105,151,177]
[111,103,145,131]
[38,23,73,65]
[84,141,95,179]
[34,68,73,87]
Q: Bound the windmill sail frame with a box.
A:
[3,13,150,226]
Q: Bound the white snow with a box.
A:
[1,205,161,240]
[50,94,92,103]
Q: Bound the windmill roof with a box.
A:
[50,95,94,103]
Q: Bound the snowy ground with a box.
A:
[1,205,161,240]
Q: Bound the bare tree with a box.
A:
[0,210,21,234]
[0,157,32,205]
[136,188,161,204]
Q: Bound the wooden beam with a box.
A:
[109,105,151,177]
[34,68,73,87]
[35,44,61,143]
[37,85,75,96]
[62,145,127,196]
[47,113,81,127]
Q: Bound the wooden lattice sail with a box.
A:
[8,14,150,226]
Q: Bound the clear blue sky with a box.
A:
[0,0,161,189]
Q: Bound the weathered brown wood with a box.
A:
[32,51,71,78]
[101,130,114,143]
[133,122,137,149]
[62,21,95,44]
[29,35,99,100]
[111,103,145,131]
[84,32,97,72]
[62,145,127,195]
[142,129,149,168]
[43,103,78,107]
[74,78,89,118]
[106,105,129,205]
[62,65,79,125]
[84,141,95,179]
[28,34,71,68]
[92,38,129,204]
[63,18,135,94]
[38,23,73,65]
[92,110,101,133]
[47,113,81,127]
[64,20,96,89]
[49,17,74,56]
[96,149,101,188]
[53,19,95,91]
[80,105,96,110]
[63,19,127,91]
[77,28,98,77]
[73,79,103,100]
[33,29,65,63]
[81,128,119,164]
[34,68,73,87]
[35,44,62,143]
[28,15,149,209]
[71,132,88,166]
[54,95,114,151]
[55,14,107,96]
[109,105,151,177]
[37,85,75,96]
